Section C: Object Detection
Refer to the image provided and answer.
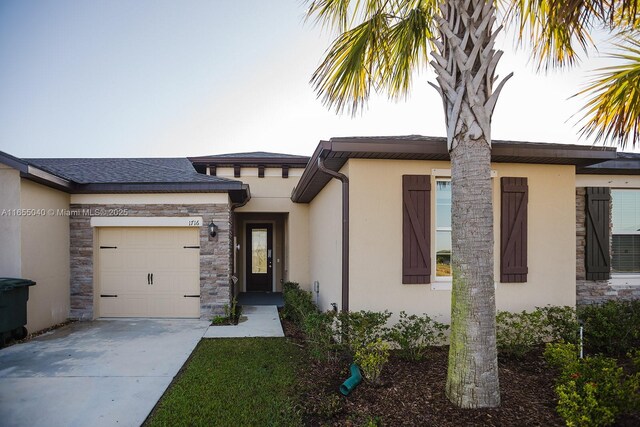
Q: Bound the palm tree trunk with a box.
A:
[448,138,499,408]
[430,0,511,408]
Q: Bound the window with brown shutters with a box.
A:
[585,187,611,280]
[501,177,528,283]
[403,175,431,284]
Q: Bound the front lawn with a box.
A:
[144,338,303,427]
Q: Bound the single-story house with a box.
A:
[0,136,638,332]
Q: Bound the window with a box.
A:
[435,179,452,279]
[611,189,640,274]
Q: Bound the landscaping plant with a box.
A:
[496,309,546,358]
[578,300,640,357]
[337,310,391,355]
[387,311,449,361]
[282,281,316,325]
[354,339,390,385]
[302,311,340,361]
[544,342,640,426]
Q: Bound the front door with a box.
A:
[246,223,273,292]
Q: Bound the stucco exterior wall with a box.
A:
[342,159,576,323]
[0,166,22,277]
[309,166,346,308]
[234,171,310,289]
[20,180,70,333]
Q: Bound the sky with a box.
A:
[0,0,634,159]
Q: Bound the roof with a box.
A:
[26,157,233,184]
[291,135,621,203]
[193,151,309,159]
[189,151,310,169]
[0,151,249,201]
[578,152,640,175]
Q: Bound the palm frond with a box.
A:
[503,0,600,70]
[306,0,438,114]
[575,36,640,148]
[306,0,353,32]
[384,4,438,97]
[311,12,392,113]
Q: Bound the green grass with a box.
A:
[145,338,303,427]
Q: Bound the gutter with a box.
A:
[317,155,349,312]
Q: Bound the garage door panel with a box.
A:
[101,272,149,294]
[98,227,201,318]
[152,271,200,294]
[100,295,148,317]
[148,296,200,318]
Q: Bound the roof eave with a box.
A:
[69,181,247,194]
[292,138,620,203]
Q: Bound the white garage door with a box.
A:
[97,227,200,318]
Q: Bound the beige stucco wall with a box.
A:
[0,166,22,277]
[309,165,346,307]
[340,159,576,323]
[235,171,310,289]
[20,180,70,333]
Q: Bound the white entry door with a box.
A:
[97,227,200,318]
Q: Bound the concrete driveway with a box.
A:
[0,319,209,427]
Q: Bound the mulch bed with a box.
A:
[283,319,639,426]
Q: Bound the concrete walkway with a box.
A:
[203,305,284,338]
[0,319,209,427]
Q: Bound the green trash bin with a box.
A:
[0,278,36,345]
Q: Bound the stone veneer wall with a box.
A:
[576,187,640,305]
[69,203,231,320]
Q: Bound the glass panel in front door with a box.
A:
[252,229,268,274]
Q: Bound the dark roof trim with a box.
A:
[71,181,248,194]
[577,153,640,175]
[291,136,619,203]
[0,150,73,191]
[189,155,310,168]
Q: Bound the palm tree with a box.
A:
[305,0,638,409]
[306,0,504,408]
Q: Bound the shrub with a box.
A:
[496,309,546,358]
[496,306,581,358]
[545,342,639,426]
[336,310,391,354]
[539,305,579,344]
[387,311,448,361]
[578,300,640,356]
[354,339,390,384]
[302,311,339,361]
[282,282,316,325]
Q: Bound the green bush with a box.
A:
[387,311,448,361]
[578,300,640,356]
[496,306,580,358]
[539,305,579,344]
[302,311,339,361]
[337,310,391,354]
[496,309,546,358]
[544,342,640,426]
[282,282,316,325]
[354,339,390,384]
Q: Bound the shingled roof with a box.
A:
[0,153,249,200]
[25,157,234,184]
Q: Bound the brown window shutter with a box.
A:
[501,177,528,283]
[258,165,265,178]
[585,187,611,280]
[403,175,431,284]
